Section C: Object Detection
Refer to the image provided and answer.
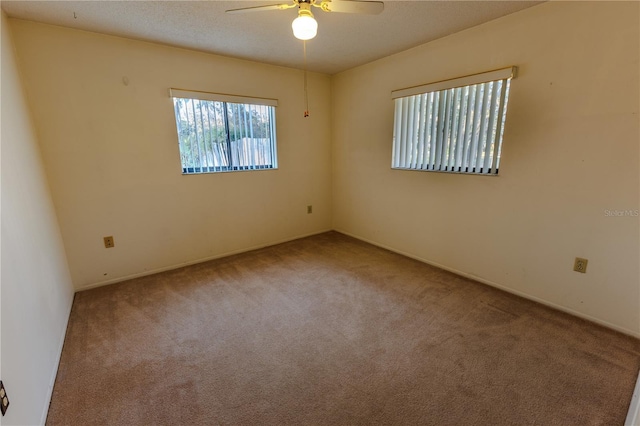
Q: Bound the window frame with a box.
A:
[169,88,278,175]
[390,67,516,176]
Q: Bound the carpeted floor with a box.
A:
[47,232,640,425]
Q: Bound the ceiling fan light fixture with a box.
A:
[292,9,317,40]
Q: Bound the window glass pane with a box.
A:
[172,96,277,174]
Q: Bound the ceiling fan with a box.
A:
[226,0,384,40]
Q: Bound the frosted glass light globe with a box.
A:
[292,14,318,40]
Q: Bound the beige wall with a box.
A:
[5,2,639,340]
[331,2,640,335]
[9,20,333,290]
[0,12,74,425]
[2,5,637,425]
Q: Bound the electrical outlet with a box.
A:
[307,205,313,214]
[573,257,588,273]
[0,380,9,416]
[104,236,115,248]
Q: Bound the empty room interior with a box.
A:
[1,0,639,424]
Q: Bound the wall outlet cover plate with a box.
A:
[104,236,115,248]
[573,257,588,273]
[0,380,9,416]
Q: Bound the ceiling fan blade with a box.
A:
[319,0,384,15]
[226,3,296,14]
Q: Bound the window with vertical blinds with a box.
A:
[169,89,278,174]
[391,67,515,175]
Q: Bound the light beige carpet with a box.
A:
[47,232,640,425]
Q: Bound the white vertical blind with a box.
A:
[391,68,515,175]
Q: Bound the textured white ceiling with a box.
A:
[1,1,543,74]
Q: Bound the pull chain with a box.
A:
[303,40,310,118]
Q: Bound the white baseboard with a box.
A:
[77,229,333,292]
[334,228,640,339]
[40,292,74,425]
[627,371,640,426]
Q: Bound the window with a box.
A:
[169,89,278,174]
[391,67,515,175]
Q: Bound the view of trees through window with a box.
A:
[172,97,277,174]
